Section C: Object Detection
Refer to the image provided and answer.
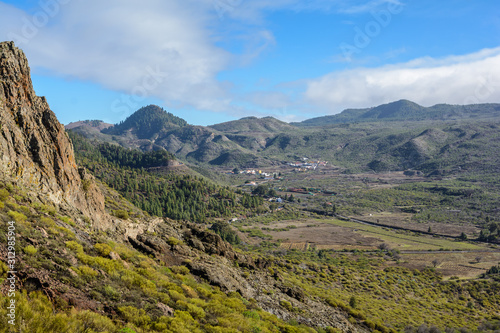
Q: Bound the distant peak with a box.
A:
[102,104,188,139]
[378,99,422,107]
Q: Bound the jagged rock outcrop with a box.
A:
[0,41,106,226]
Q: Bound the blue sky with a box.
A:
[1,0,499,125]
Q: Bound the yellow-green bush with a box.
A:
[31,202,56,215]
[170,266,190,275]
[59,216,75,227]
[0,291,117,332]
[140,279,157,296]
[280,300,293,311]
[103,285,121,301]
[39,216,56,228]
[189,298,207,308]
[65,241,84,254]
[75,265,98,280]
[195,285,213,298]
[167,236,182,246]
[94,243,113,257]
[120,270,147,289]
[0,261,8,282]
[114,243,136,260]
[181,284,198,298]
[77,253,123,275]
[7,210,27,223]
[118,306,151,327]
[23,245,37,255]
[169,289,187,302]
[73,310,117,332]
[186,303,205,319]
[0,188,9,201]
[113,210,130,220]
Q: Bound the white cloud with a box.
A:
[305,47,500,113]
[0,0,233,115]
[1,0,495,123]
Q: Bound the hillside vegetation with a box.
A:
[69,131,268,222]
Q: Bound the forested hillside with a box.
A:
[103,105,188,139]
[69,132,266,222]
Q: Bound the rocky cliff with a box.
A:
[0,41,106,226]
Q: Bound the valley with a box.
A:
[63,97,500,331]
[1,41,500,333]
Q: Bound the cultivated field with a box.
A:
[237,217,500,278]
[351,212,481,238]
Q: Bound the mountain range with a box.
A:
[294,99,500,126]
[67,100,500,175]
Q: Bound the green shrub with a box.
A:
[73,310,116,332]
[170,266,190,275]
[118,306,151,327]
[0,188,9,201]
[23,245,37,255]
[103,285,121,301]
[0,261,8,279]
[349,296,357,309]
[113,210,129,220]
[280,300,293,311]
[30,202,56,215]
[39,216,56,227]
[76,265,98,280]
[181,284,198,298]
[60,216,76,227]
[169,289,187,302]
[94,243,112,257]
[167,236,182,246]
[66,241,84,253]
[119,328,138,333]
[8,210,27,223]
[243,310,260,320]
[186,303,205,319]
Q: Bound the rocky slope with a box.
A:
[0,41,107,227]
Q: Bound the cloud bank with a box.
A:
[0,0,233,114]
[305,47,500,113]
[0,0,498,122]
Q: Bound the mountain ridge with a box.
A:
[294,99,500,126]
[67,99,500,172]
